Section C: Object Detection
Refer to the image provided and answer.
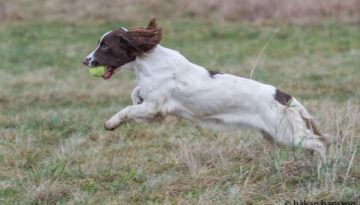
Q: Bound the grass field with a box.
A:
[0,19,360,204]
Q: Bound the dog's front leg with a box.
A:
[104,102,159,130]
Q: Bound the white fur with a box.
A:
[104,45,328,161]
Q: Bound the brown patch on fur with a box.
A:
[274,89,292,105]
[119,18,162,56]
[206,69,223,78]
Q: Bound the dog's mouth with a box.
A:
[102,65,121,80]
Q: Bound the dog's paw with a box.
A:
[104,121,117,131]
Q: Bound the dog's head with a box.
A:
[83,18,162,79]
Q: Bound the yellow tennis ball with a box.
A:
[89,66,107,77]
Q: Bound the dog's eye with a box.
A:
[100,44,109,50]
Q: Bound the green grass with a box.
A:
[0,19,359,204]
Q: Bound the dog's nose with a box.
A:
[82,57,90,66]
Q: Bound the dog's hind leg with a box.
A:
[270,123,327,162]
[271,99,329,162]
[293,135,327,162]
[295,135,327,162]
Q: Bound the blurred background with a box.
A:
[1,0,360,24]
[0,0,359,204]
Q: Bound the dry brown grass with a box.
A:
[1,0,360,24]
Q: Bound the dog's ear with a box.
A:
[118,18,162,56]
[146,18,158,30]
